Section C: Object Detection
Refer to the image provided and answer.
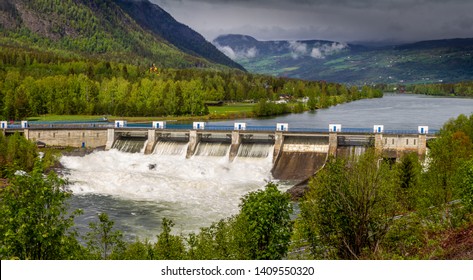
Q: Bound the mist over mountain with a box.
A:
[214,34,473,84]
[214,34,366,59]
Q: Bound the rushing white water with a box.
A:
[153,141,188,156]
[112,138,147,153]
[238,143,274,158]
[61,146,277,239]
[194,142,230,157]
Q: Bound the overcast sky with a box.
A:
[150,0,473,44]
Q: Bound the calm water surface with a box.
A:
[213,94,473,130]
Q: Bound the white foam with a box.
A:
[60,148,276,234]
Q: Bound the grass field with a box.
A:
[25,103,256,123]
[208,103,254,114]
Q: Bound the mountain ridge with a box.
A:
[113,0,245,71]
[214,34,473,84]
[0,0,244,70]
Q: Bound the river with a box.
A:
[212,93,473,130]
[63,94,473,241]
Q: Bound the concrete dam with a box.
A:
[2,121,434,182]
[272,135,329,181]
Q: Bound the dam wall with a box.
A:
[4,122,433,183]
[6,125,432,153]
[375,133,428,158]
[271,135,329,181]
[24,128,108,148]
[5,123,431,158]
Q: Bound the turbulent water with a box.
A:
[62,145,278,240]
[194,142,230,157]
[153,141,188,156]
[112,137,147,153]
[238,143,273,158]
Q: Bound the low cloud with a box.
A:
[245,47,258,58]
[310,42,348,59]
[289,41,308,58]
[214,44,258,60]
[310,48,324,59]
[216,45,237,60]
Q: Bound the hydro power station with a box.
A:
[2,120,434,181]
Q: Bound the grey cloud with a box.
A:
[150,0,473,43]
[155,0,473,9]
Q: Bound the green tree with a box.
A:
[181,79,206,115]
[85,213,125,260]
[419,114,473,227]
[307,89,318,110]
[186,218,236,260]
[459,158,473,212]
[300,150,399,259]
[253,99,289,117]
[291,102,305,114]
[1,132,37,177]
[117,239,155,260]
[153,218,186,260]
[234,182,293,260]
[0,163,81,259]
[163,81,181,116]
[395,152,423,211]
[424,130,472,219]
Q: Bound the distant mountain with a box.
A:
[0,0,244,70]
[214,35,473,84]
[214,34,368,58]
[395,38,473,50]
[113,0,245,71]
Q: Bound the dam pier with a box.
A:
[2,120,435,181]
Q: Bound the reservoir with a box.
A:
[63,94,473,240]
[212,93,473,130]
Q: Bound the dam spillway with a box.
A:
[237,143,273,158]
[112,136,148,153]
[153,141,188,156]
[4,121,434,184]
[194,133,231,157]
[271,136,329,181]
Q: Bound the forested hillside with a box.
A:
[113,0,245,71]
[0,0,233,69]
[0,46,382,119]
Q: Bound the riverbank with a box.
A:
[23,93,383,124]
[25,103,256,123]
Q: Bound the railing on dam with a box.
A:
[3,120,111,129]
[2,120,439,135]
[112,123,439,134]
